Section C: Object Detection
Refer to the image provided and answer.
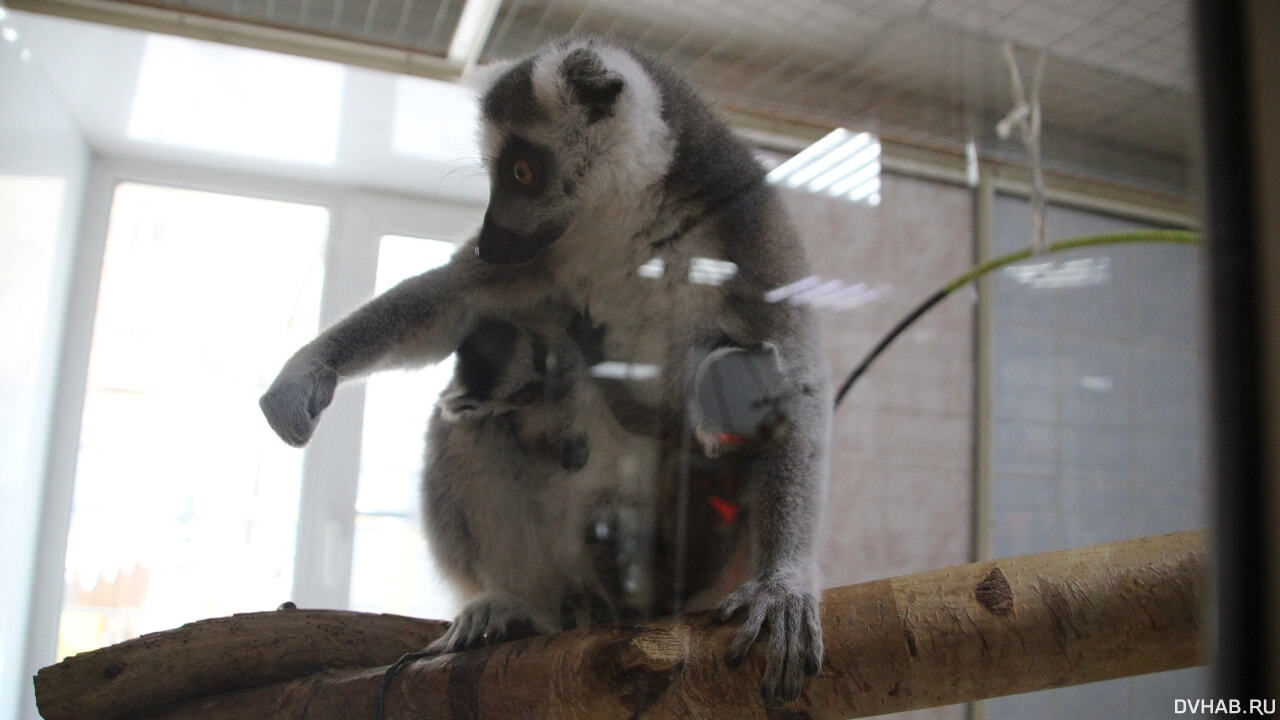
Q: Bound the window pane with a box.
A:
[128,34,344,165]
[983,196,1209,717]
[58,182,327,659]
[348,234,459,620]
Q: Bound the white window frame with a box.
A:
[21,154,484,717]
[293,190,482,610]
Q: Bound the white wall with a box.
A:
[0,18,91,720]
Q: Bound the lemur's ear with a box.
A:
[561,48,624,123]
[440,388,485,420]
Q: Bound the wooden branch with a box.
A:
[33,609,448,720]
[35,531,1206,720]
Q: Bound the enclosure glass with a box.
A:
[56,182,327,659]
[348,234,461,621]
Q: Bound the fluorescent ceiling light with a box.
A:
[763,274,886,311]
[766,129,847,183]
[447,0,503,69]
[689,257,738,286]
[392,76,480,162]
[786,132,870,188]
[810,142,878,194]
[589,362,660,381]
[827,156,880,196]
[128,34,343,165]
[763,275,821,304]
[1004,257,1111,289]
[636,258,665,279]
[766,127,882,207]
[847,177,882,202]
[1078,375,1114,393]
[790,279,845,305]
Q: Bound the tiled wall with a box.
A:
[784,172,976,588]
[982,194,1208,719]
[783,171,976,720]
[781,180,1207,719]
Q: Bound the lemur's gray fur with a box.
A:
[260,37,830,702]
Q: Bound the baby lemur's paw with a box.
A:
[259,360,338,447]
[426,594,555,655]
[715,570,823,703]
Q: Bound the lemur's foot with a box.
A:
[425,594,555,655]
[716,570,823,703]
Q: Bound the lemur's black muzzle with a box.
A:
[477,213,562,265]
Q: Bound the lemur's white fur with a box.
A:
[531,41,674,197]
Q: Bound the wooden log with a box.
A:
[33,608,448,720]
[35,531,1206,720]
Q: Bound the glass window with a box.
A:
[982,196,1208,717]
[348,234,461,621]
[57,182,327,659]
[128,34,344,165]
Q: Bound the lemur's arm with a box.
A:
[705,270,830,703]
[711,347,829,703]
[259,243,543,446]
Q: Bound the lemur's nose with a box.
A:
[477,211,564,265]
[477,214,530,264]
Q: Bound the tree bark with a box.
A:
[33,609,448,720]
[35,531,1206,720]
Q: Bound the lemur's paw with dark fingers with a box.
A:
[716,572,823,703]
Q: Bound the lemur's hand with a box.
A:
[259,357,337,447]
[716,569,823,703]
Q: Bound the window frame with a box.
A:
[23,155,485,698]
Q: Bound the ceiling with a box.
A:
[7,0,1197,195]
[482,0,1194,194]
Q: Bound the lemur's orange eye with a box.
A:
[513,159,534,186]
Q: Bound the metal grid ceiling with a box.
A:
[126,0,466,55]
[483,0,1193,194]
[42,0,1195,194]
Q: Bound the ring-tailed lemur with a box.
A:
[260,37,830,702]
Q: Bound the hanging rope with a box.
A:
[996,42,1049,255]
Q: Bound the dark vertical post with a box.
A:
[1192,0,1269,697]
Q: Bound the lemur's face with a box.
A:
[476,111,573,265]
[473,42,673,265]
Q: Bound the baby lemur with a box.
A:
[261,37,829,702]
[439,314,590,473]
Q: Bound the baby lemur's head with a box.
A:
[442,317,570,419]
[442,316,589,471]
